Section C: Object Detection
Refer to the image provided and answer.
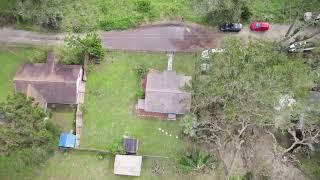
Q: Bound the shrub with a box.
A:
[63,32,105,65]
[240,5,252,22]
[135,64,148,79]
[27,49,47,63]
[178,149,214,172]
[107,141,125,155]
[180,113,198,138]
[42,11,63,30]
[136,0,151,13]
[98,14,143,31]
[136,89,145,99]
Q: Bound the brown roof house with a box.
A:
[13,53,83,110]
[136,70,192,120]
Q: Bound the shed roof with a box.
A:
[59,133,76,148]
[144,70,191,114]
[114,155,142,177]
[123,137,139,154]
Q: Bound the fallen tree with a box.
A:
[183,37,320,179]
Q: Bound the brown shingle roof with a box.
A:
[14,63,81,83]
[144,70,191,114]
[13,53,82,105]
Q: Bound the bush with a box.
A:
[26,49,47,63]
[135,64,148,79]
[180,113,198,138]
[107,141,125,155]
[136,0,151,13]
[240,5,252,22]
[98,14,143,31]
[42,11,63,30]
[63,32,105,65]
[178,148,214,172]
[136,89,145,99]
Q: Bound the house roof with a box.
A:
[144,70,191,114]
[13,53,82,105]
[27,84,48,109]
[13,53,81,83]
[114,155,142,177]
[123,137,139,154]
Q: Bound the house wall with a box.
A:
[14,80,78,104]
[14,80,29,94]
[76,68,83,98]
[136,108,169,119]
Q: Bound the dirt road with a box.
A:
[0,23,301,52]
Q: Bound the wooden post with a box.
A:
[83,50,88,82]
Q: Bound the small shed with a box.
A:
[114,155,142,177]
[123,137,139,154]
[59,133,76,148]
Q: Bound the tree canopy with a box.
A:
[194,37,314,124]
[58,32,105,65]
[0,93,58,165]
[189,37,320,155]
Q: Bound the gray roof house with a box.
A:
[13,53,83,109]
[136,70,191,119]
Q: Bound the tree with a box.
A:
[0,0,63,30]
[277,0,320,52]
[195,0,251,25]
[188,37,318,177]
[0,93,58,165]
[61,32,105,65]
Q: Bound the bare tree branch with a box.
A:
[284,0,305,38]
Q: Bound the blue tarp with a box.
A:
[59,133,76,148]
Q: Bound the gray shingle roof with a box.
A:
[144,70,191,114]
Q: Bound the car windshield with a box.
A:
[256,23,261,28]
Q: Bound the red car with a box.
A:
[250,22,270,31]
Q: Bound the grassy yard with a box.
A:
[4,0,320,32]
[0,48,75,180]
[57,0,200,32]
[25,52,223,180]
[32,51,223,180]
[0,48,29,101]
[0,50,224,179]
[57,0,320,32]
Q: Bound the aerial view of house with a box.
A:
[137,70,191,119]
[0,0,319,180]
[13,53,83,108]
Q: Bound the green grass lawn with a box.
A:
[30,51,223,180]
[49,105,75,132]
[50,0,199,32]
[0,48,28,101]
[4,0,320,32]
[22,51,224,180]
[0,50,224,180]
